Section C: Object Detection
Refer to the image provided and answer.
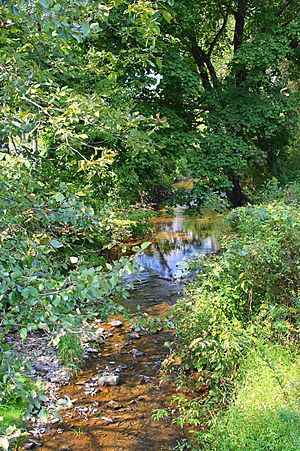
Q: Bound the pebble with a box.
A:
[109,320,123,328]
[23,440,42,449]
[98,374,120,386]
[34,364,52,373]
[139,375,152,383]
[107,400,121,410]
[128,348,144,358]
[101,416,114,423]
[129,332,140,340]
[86,348,99,353]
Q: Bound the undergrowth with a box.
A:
[0,403,25,435]
[168,186,300,450]
[57,332,85,372]
[205,344,300,450]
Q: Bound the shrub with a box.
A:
[171,200,300,427]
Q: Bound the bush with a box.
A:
[0,155,150,418]
[170,199,300,439]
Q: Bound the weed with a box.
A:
[57,332,84,372]
[152,409,169,421]
[0,403,25,435]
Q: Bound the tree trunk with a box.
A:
[226,0,249,207]
[234,0,248,84]
[190,38,212,91]
[226,176,248,207]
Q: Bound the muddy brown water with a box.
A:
[38,207,221,451]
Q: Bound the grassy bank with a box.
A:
[207,344,300,450]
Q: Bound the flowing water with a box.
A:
[38,207,221,451]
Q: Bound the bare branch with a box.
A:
[208,2,231,57]
[276,0,295,17]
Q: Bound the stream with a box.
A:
[37,207,221,451]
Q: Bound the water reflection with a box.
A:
[131,206,221,282]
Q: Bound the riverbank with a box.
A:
[169,196,300,450]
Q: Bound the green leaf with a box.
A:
[54,193,65,202]
[160,8,172,23]
[50,239,63,248]
[141,241,152,250]
[38,409,49,421]
[39,0,54,8]
[82,23,90,37]
[20,328,28,340]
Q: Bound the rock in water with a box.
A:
[129,332,140,340]
[128,348,144,357]
[109,320,123,328]
[98,374,120,386]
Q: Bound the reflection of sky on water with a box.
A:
[129,207,220,282]
[135,237,217,279]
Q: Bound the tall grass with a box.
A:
[206,344,300,450]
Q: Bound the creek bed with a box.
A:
[35,207,221,451]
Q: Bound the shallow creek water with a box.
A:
[38,207,221,451]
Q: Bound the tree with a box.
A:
[141,0,300,206]
[0,0,173,201]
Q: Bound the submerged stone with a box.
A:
[109,320,123,328]
[98,374,120,386]
[128,348,144,357]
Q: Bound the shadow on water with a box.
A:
[37,207,222,451]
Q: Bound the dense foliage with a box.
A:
[170,188,300,448]
[0,155,155,429]
[0,0,179,202]
[0,0,299,448]
[133,0,300,206]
